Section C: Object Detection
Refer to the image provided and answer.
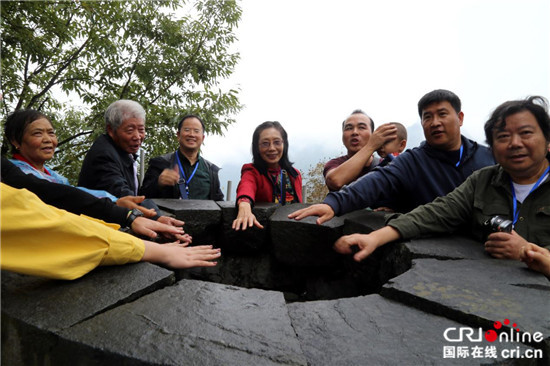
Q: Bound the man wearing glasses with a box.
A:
[140,115,224,200]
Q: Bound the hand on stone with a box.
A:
[158,166,180,186]
[232,201,264,231]
[116,195,157,217]
[484,230,527,260]
[519,243,550,277]
[142,241,220,269]
[287,203,335,225]
[131,216,191,243]
[333,233,378,262]
[155,216,192,243]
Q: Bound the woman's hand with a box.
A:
[142,241,220,269]
[232,201,264,231]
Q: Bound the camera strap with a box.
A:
[510,165,550,226]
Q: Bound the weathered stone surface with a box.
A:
[405,235,490,260]
[217,201,278,253]
[55,280,307,366]
[1,263,174,366]
[153,198,222,245]
[377,235,489,285]
[270,203,345,266]
[342,209,390,235]
[180,251,307,295]
[1,263,174,331]
[288,294,533,365]
[381,258,550,355]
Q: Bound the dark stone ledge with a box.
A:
[288,294,534,365]
[54,280,307,366]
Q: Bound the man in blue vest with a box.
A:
[140,115,224,200]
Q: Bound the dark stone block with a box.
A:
[153,199,222,245]
[55,280,307,366]
[217,201,278,253]
[378,235,491,285]
[342,209,390,235]
[179,251,307,295]
[406,234,490,260]
[270,203,345,267]
[288,294,533,365]
[1,264,174,332]
[381,258,550,359]
[1,263,174,365]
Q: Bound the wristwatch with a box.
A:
[126,208,144,227]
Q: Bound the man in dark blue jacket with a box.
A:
[289,89,496,224]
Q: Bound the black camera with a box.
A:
[483,216,513,234]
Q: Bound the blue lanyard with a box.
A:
[175,151,199,199]
[510,166,550,226]
[455,144,463,167]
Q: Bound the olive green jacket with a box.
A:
[388,155,550,249]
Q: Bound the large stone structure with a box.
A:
[2,200,549,365]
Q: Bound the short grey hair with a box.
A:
[104,100,146,131]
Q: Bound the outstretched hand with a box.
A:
[142,241,220,269]
[132,217,192,243]
[116,195,157,217]
[287,203,335,225]
[333,234,379,262]
[519,243,550,277]
[232,201,264,231]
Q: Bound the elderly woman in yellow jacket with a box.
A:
[1,183,220,280]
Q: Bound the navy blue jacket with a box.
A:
[324,136,495,214]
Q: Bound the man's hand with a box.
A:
[334,226,401,262]
[232,201,264,231]
[288,204,335,225]
[333,233,379,262]
[366,123,398,151]
[158,166,180,187]
[484,230,527,259]
[519,243,550,277]
[131,217,192,243]
[116,195,157,217]
[142,241,221,269]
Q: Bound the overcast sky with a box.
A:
[199,0,550,199]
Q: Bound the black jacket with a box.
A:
[1,157,128,226]
[78,134,138,197]
[140,152,224,201]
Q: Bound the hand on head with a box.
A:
[367,123,398,151]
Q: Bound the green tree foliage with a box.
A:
[1,0,242,182]
[303,160,329,203]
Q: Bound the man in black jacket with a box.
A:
[79,100,146,198]
[140,115,224,200]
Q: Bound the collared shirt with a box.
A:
[177,150,211,199]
